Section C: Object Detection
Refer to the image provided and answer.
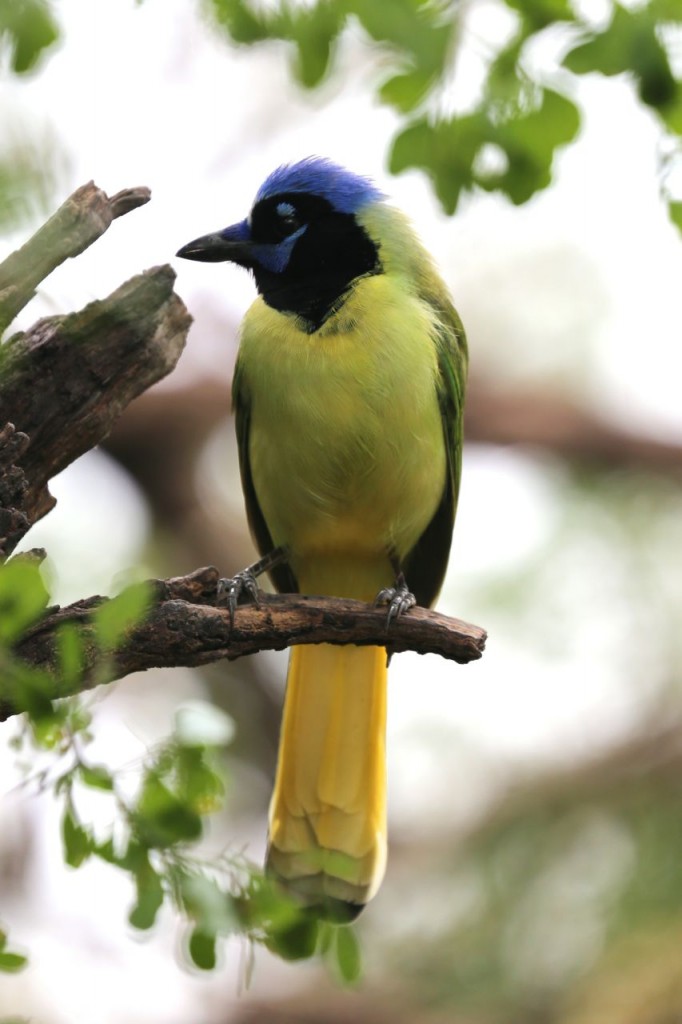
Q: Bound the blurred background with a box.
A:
[2,0,682,1021]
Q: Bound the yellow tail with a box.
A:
[266,643,387,921]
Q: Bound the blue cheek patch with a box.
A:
[251,225,306,273]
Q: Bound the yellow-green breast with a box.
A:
[237,271,446,598]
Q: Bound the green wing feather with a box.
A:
[401,294,468,608]
[232,359,299,593]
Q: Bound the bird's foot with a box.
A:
[216,545,291,627]
[374,573,416,627]
[217,569,261,627]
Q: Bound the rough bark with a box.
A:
[0,183,191,550]
[0,565,487,721]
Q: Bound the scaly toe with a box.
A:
[217,569,261,627]
[374,579,417,628]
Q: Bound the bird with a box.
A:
[177,157,468,923]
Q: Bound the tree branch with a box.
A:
[0,182,151,333]
[0,183,191,549]
[465,377,682,476]
[0,566,487,721]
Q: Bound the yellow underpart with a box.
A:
[241,271,447,575]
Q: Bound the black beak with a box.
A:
[176,221,253,265]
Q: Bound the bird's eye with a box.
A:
[275,201,302,233]
[249,197,306,243]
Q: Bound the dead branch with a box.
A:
[0,566,487,721]
[0,183,191,549]
[0,182,151,333]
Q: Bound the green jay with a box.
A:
[177,158,467,922]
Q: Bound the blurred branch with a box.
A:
[0,182,191,552]
[103,376,682,547]
[0,565,487,721]
[103,376,247,574]
[465,377,682,475]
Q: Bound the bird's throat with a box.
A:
[253,211,381,332]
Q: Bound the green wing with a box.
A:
[232,359,299,593]
[401,297,468,609]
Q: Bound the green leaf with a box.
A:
[93,581,152,652]
[94,836,118,865]
[24,694,89,746]
[651,0,682,20]
[133,773,203,848]
[658,87,682,134]
[235,873,302,933]
[490,87,581,204]
[104,837,148,872]
[64,700,92,736]
[333,925,362,985]
[290,2,344,88]
[78,763,114,791]
[668,200,682,232]
[61,806,92,868]
[0,0,60,74]
[178,872,236,934]
[206,0,270,43]
[563,4,677,111]
[175,747,225,814]
[129,856,164,931]
[391,91,579,213]
[0,951,28,973]
[503,0,574,29]
[4,664,55,724]
[379,68,434,113]
[351,0,453,114]
[56,623,84,690]
[349,0,452,75]
[188,927,217,970]
[315,920,334,955]
[0,558,49,644]
[390,115,481,213]
[265,912,319,961]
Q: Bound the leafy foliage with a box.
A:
[0,569,361,977]
[205,0,682,228]
[0,927,27,974]
[3,0,682,227]
[0,0,59,74]
[93,581,153,652]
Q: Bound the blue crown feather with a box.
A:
[256,157,384,214]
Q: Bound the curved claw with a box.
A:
[374,575,417,628]
[217,569,261,628]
